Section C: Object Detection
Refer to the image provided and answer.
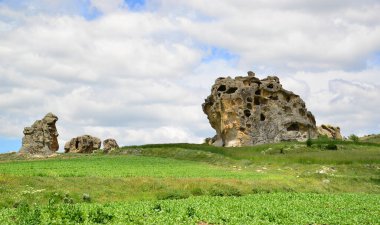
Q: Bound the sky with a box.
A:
[0,0,379,153]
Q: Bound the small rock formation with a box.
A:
[202,71,318,147]
[64,135,101,153]
[317,124,343,140]
[103,138,119,153]
[19,113,59,155]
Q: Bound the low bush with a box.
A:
[209,184,241,197]
[349,134,359,143]
[325,143,338,150]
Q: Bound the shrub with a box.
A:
[88,207,114,224]
[157,190,190,200]
[349,134,359,143]
[325,143,338,150]
[306,139,312,147]
[15,202,42,225]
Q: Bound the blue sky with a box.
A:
[0,0,380,153]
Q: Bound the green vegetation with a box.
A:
[0,193,379,224]
[0,138,379,224]
[349,134,360,142]
[361,134,380,144]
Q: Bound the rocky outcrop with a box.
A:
[103,139,119,153]
[202,71,318,147]
[317,124,343,140]
[19,113,59,155]
[64,135,101,153]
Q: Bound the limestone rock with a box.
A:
[19,113,59,155]
[64,135,101,153]
[103,139,119,153]
[202,72,318,147]
[317,124,342,140]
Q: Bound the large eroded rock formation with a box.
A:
[317,124,343,140]
[103,138,119,153]
[19,113,59,155]
[64,135,101,153]
[202,72,318,147]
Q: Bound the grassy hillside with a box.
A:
[361,134,380,144]
[0,139,379,224]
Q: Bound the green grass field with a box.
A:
[0,138,379,224]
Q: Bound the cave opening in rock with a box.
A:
[255,90,261,95]
[260,113,266,121]
[217,85,226,92]
[267,84,274,89]
[247,103,252,109]
[239,127,245,132]
[226,87,238,94]
[75,140,79,149]
[246,124,251,128]
[269,95,278,100]
[244,109,251,117]
[246,97,252,102]
[254,96,260,105]
[287,123,299,131]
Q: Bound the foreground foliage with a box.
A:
[0,140,379,208]
[0,193,378,225]
[0,139,379,224]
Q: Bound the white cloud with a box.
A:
[0,1,380,152]
[162,0,380,71]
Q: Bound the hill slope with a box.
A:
[0,140,379,224]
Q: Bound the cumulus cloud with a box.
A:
[0,1,379,152]
[171,0,380,72]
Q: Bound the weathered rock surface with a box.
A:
[202,72,318,147]
[103,139,119,153]
[317,124,343,140]
[19,113,59,155]
[64,135,101,153]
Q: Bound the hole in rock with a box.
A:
[217,93,221,97]
[239,127,245,132]
[254,81,262,85]
[254,97,260,105]
[286,96,291,102]
[246,124,251,128]
[287,123,299,131]
[247,103,252,109]
[299,109,305,116]
[255,90,261,95]
[260,114,266,121]
[269,96,278,100]
[244,109,251,117]
[267,84,274,89]
[75,140,79,149]
[226,87,238,94]
[246,97,252,102]
[217,85,226,92]
[284,106,291,113]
